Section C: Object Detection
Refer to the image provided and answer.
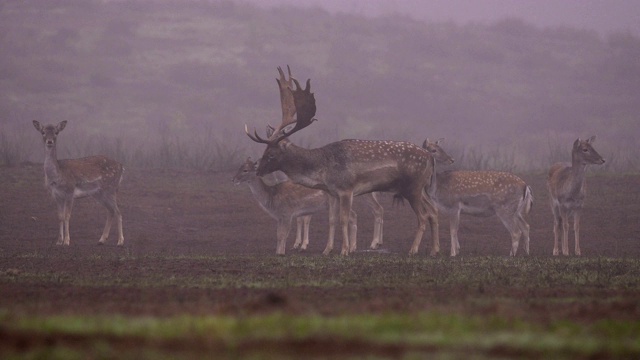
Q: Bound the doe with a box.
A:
[547,136,605,256]
[32,120,124,246]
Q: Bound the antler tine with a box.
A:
[244,124,270,144]
[273,65,297,141]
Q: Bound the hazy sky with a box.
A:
[244,0,640,35]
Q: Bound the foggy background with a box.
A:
[1,0,639,172]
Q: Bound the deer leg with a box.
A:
[497,211,522,257]
[323,196,339,255]
[96,192,123,245]
[425,193,439,256]
[407,193,429,256]
[62,197,73,246]
[561,212,570,256]
[301,215,311,250]
[573,212,581,256]
[552,206,561,256]
[449,207,461,257]
[292,217,304,249]
[366,193,384,250]
[275,218,292,255]
[338,193,354,256]
[517,213,531,255]
[348,209,358,253]
[55,201,65,245]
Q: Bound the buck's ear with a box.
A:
[57,120,67,132]
[587,135,597,143]
[265,124,276,138]
[573,138,581,148]
[32,120,42,131]
[279,139,292,150]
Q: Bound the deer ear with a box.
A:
[57,121,67,132]
[422,139,428,149]
[279,139,291,150]
[32,120,42,131]
[573,138,581,148]
[587,135,597,143]
[437,138,445,145]
[265,124,276,138]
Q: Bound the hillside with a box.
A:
[1,0,639,170]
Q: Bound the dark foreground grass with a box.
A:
[1,254,639,359]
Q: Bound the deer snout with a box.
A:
[45,139,55,147]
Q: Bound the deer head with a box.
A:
[245,66,317,176]
[232,157,258,185]
[422,138,455,165]
[33,120,67,149]
[572,136,605,165]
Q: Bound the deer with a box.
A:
[233,156,385,255]
[425,141,534,256]
[245,66,439,256]
[547,136,605,256]
[32,120,124,246]
[367,138,453,251]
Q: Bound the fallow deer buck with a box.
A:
[233,157,358,254]
[32,120,124,246]
[424,137,533,256]
[547,136,605,256]
[246,66,439,256]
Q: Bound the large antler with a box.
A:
[245,65,316,144]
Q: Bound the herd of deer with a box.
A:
[32,66,605,257]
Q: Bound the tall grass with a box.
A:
[2,127,638,173]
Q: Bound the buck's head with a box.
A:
[232,157,258,185]
[33,120,67,149]
[422,138,455,165]
[246,66,316,177]
[573,136,605,165]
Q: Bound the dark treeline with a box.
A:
[1,0,639,171]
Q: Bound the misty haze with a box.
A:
[1,0,639,172]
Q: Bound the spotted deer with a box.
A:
[424,139,533,256]
[246,66,439,256]
[32,120,124,246]
[547,136,605,256]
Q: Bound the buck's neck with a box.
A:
[277,144,327,190]
[43,144,62,185]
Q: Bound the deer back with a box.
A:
[267,139,434,197]
[436,171,528,216]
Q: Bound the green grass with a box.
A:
[1,311,639,359]
[3,254,639,290]
[2,255,639,358]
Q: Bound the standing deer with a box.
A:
[423,139,533,256]
[547,136,605,256]
[32,120,124,246]
[233,157,384,254]
[246,66,439,256]
[434,171,533,257]
[367,138,453,250]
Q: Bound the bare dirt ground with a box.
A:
[1,164,639,357]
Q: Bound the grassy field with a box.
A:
[1,253,639,359]
[1,166,639,359]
